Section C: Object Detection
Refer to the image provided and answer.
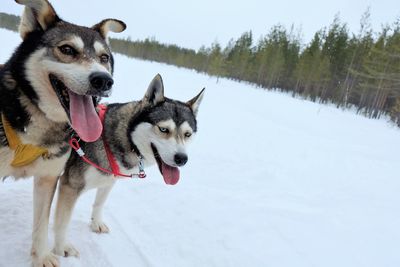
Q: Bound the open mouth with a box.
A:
[49,74,70,114]
[151,143,180,185]
[49,74,103,142]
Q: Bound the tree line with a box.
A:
[1,11,399,126]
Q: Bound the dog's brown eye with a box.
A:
[185,132,192,138]
[158,126,169,134]
[59,45,76,56]
[100,54,109,64]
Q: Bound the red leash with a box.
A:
[68,104,146,179]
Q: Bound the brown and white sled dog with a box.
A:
[0,0,125,266]
[53,74,204,258]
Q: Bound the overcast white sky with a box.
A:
[2,0,399,50]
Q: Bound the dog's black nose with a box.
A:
[174,153,188,166]
[90,72,114,93]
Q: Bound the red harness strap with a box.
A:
[97,104,124,176]
[68,104,146,179]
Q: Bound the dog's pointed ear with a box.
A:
[143,74,165,106]
[16,0,60,39]
[92,19,126,40]
[187,88,205,116]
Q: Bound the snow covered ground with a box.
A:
[0,28,400,267]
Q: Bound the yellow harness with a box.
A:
[1,114,49,167]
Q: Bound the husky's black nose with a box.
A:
[90,72,114,94]
[174,153,188,166]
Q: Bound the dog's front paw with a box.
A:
[32,251,59,267]
[90,219,110,233]
[53,243,80,258]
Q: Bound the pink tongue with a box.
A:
[69,91,103,142]
[161,162,180,185]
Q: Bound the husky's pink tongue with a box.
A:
[161,162,180,185]
[69,91,103,142]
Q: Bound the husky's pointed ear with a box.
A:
[92,19,126,40]
[187,88,205,116]
[16,0,60,39]
[143,74,165,106]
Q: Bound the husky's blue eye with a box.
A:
[59,45,76,56]
[158,126,169,134]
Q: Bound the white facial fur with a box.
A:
[94,41,107,55]
[69,36,85,52]
[45,59,110,94]
[24,44,111,122]
[25,48,68,122]
[131,119,195,167]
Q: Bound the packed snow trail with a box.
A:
[1,29,400,267]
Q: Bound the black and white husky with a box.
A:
[0,0,125,266]
[53,74,204,258]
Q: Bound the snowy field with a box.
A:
[0,28,400,267]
